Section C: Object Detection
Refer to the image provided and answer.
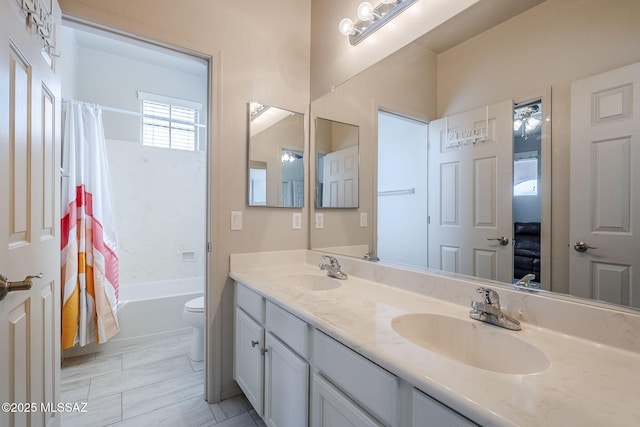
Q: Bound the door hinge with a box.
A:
[427,215,431,224]
[207,242,212,253]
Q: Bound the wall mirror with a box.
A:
[248,102,305,207]
[309,0,640,312]
[315,118,359,208]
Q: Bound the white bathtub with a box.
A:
[64,277,204,357]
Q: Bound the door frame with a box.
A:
[60,15,217,400]
[514,88,552,291]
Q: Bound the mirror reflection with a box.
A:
[512,101,542,286]
[309,0,640,311]
[248,102,305,207]
[315,118,359,208]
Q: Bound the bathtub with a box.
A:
[63,277,203,357]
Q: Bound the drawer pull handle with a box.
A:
[251,340,259,348]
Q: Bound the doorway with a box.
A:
[512,100,542,286]
[58,18,211,418]
[377,110,428,268]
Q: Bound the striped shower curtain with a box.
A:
[61,101,120,349]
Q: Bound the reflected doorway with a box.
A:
[377,110,429,268]
[512,100,542,285]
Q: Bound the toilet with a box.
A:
[183,296,205,362]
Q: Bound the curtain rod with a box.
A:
[62,98,207,128]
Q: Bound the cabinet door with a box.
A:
[412,389,477,427]
[235,308,265,415]
[264,332,309,427]
[311,373,382,427]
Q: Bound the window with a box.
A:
[138,92,201,151]
[513,151,539,196]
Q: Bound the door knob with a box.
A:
[487,237,509,246]
[574,241,597,253]
[0,273,43,301]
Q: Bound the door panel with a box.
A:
[323,145,359,207]
[429,101,513,282]
[569,62,640,308]
[1,1,62,426]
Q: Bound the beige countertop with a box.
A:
[230,250,640,426]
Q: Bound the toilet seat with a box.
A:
[184,296,204,313]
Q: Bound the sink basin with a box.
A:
[283,274,342,291]
[391,313,550,375]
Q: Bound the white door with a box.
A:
[322,145,359,207]
[569,62,640,308]
[234,309,265,415]
[310,373,381,427]
[0,1,62,427]
[428,101,513,282]
[264,332,308,427]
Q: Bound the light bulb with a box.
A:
[513,119,522,132]
[338,18,356,36]
[357,2,376,21]
[525,116,540,131]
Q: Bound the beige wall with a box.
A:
[310,42,437,252]
[437,0,640,293]
[310,0,480,100]
[59,0,311,400]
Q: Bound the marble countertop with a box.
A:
[229,251,640,426]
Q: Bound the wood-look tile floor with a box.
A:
[61,333,265,427]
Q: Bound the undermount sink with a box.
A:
[283,274,342,291]
[391,313,550,375]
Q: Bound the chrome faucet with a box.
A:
[469,287,521,331]
[516,273,537,288]
[319,255,348,280]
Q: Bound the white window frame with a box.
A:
[137,91,202,151]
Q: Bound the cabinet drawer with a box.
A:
[313,330,397,426]
[236,282,264,322]
[266,300,309,358]
[412,389,477,426]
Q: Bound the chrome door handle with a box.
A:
[574,241,597,253]
[487,237,509,246]
[0,273,43,301]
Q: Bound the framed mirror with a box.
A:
[309,0,640,312]
[315,118,359,208]
[248,102,305,207]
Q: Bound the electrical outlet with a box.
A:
[315,213,324,229]
[231,211,242,230]
[360,212,368,227]
[292,212,302,229]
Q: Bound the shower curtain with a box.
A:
[61,101,120,349]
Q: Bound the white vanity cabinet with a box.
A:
[312,330,398,426]
[412,389,478,427]
[235,281,478,427]
[234,282,310,427]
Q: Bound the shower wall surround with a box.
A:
[60,24,208,284]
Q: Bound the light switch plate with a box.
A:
[360,212,368,227]
[231,211,242,230]
[315,213,324,229]
[292,212,302,229]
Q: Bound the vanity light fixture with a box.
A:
[339,0,418,46]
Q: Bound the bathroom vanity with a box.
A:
[230,250,640,426]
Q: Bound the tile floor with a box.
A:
[61,333,266,427]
